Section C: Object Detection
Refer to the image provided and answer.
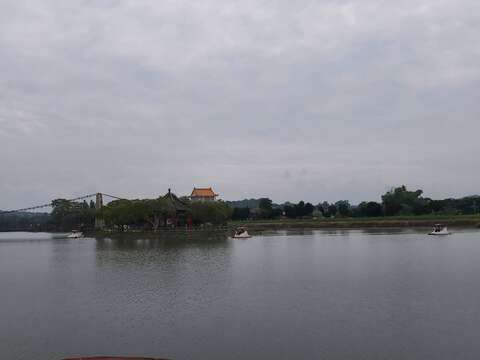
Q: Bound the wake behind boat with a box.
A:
[428,224,451,235]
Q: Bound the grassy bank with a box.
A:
[89,215,480,236]
[230,215,480,230]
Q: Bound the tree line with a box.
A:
[100,197,232,231]
[0,200,96,232]
[1,185,479,231]
[0,196,233,232]
[231,186,480,220]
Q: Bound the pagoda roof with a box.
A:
[162,189,189,211]
[191,187,218,197]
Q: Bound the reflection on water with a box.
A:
[95,231,231,250]
[1,229,480,360]
[0,231,58,242]
[257,227,422,238]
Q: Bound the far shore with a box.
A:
[91,215,480,235]
[2,215,479,234]
[231,215,480,231]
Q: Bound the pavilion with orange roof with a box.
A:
[190,187,218,202]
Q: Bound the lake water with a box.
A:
[1,229,480,360]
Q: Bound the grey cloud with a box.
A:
[1,0,480,209]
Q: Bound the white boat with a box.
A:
[428,224,451,236]
[67,230,84,239]
[233,227,251,239]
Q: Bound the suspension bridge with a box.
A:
[0,192,127,215]
[0,193,130,230]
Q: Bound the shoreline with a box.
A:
[2,216,479,235]
[231,218,480,231]
[91,217,480,236]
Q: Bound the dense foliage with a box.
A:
[0,212,51,231]
[2,185,479,231]
[50,199,96,230]
[99,198,232,230]
[101,198,176,231]
[232,207,251,221]
[229,186,480,220]
[284,201,315,218]
[0,199,95,231]
[189,201,232,225]
[0,197,233,232]
[226,199,260,209]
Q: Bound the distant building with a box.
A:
[190,187,218,202]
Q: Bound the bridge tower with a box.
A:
[94,193,105,230]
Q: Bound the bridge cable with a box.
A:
[1,192,130,214]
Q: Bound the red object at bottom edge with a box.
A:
[62,357,170,360]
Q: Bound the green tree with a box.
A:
[259,198,273,211]
[335,200,351,217]
[318,201,331,217]
[328,203,337,217]
[141,198,176,231]
[283,201,314,218]
[232,207,250,220]
[189,201,233,225]
[51,199,95,230]
[101,200,144,229]
[257,198,274,219]
[304,202,314,217]
[381,185,425,216]
[355,201,383,217]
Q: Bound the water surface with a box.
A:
[1,229,480,360]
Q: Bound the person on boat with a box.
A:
[236,227,245,235]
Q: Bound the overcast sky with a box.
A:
[1,0,480,209]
